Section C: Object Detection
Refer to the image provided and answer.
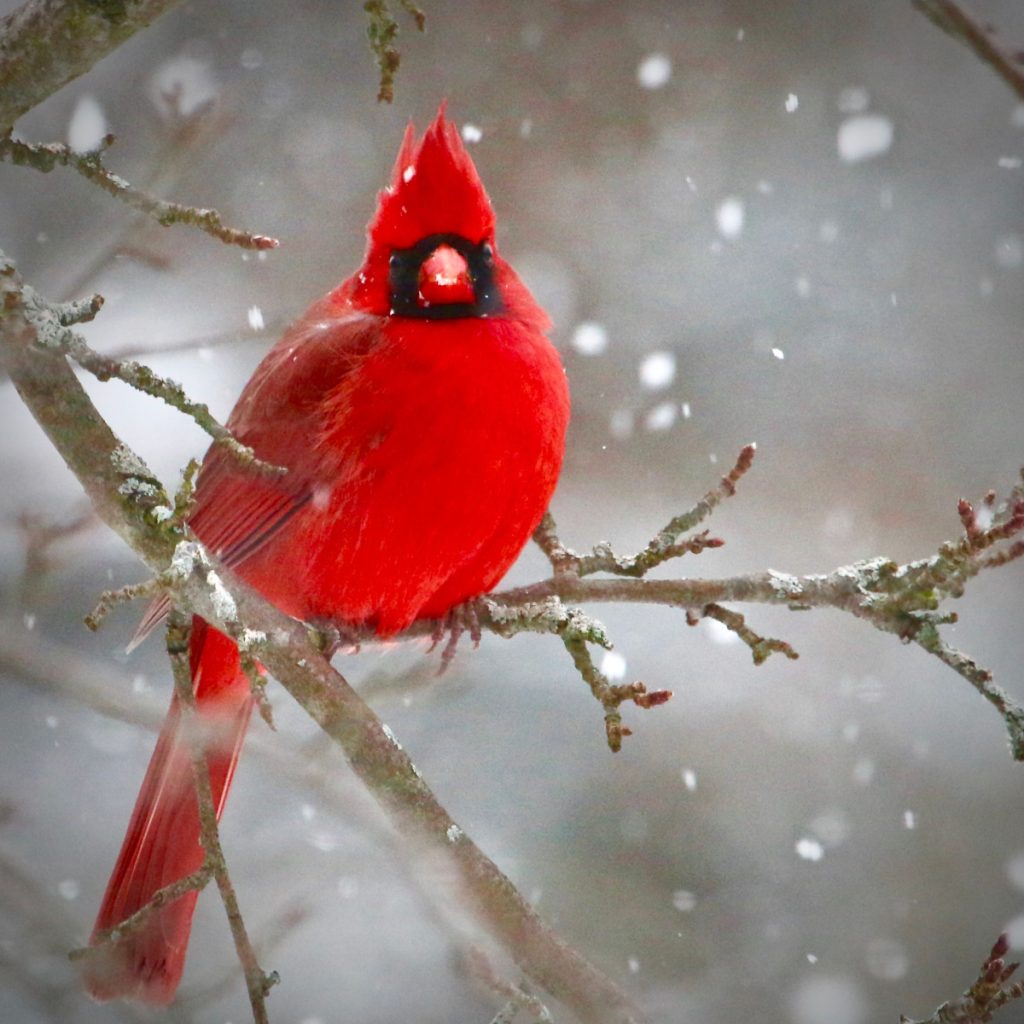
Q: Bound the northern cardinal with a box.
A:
[84,106,570,1004]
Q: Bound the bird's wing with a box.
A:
[129,305,381,649]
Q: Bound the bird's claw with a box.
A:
[308,619,362,658]
[428,600,482,674]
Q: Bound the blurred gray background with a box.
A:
[0,1,1022,1022]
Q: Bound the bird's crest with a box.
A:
[367,104,495,250]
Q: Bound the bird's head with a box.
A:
[340,105,540,325]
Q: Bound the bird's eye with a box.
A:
[389,253,399,268]
[481,242,494,264]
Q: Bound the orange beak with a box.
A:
[417,244,476,307]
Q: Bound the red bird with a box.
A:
[84,107,570,1004]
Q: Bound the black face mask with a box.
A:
[388,233,503,320]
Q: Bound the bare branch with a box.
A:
[909,617,1024,759]
[497,502,1024,759]
[85,577,161,632]
[0,135,279,250]
[2,252,647,1024]
[0,0,186,131]
[534,444,752,578]
[901,933,1024,1024]
[166,612,276,1024]
[914,0,1024,101]
[364,0,426,103]
[485,596,672,751]
[701,603,800,665]
[463,948,554,1024]
[10,266,285,478]
[72,867,213,959]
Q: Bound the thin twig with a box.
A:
[363,0,427,103]
[239,648,276,731]
[10,267,285,478]
[486,596,672,751]
[72,867,213,959]
[53,89,234,303]
[464,948,554,1023]
[901,932,1024,1024]
[534,444,752,578]
[179,901,307,1013]
[0,135,279,250]
[85,578,162,632]
[701,603,800,665]
[909,618,1024,759]
[166,613,276,1024]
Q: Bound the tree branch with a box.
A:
[492,526,1024,759]
[74,868,213,954]
[901,933,1024,1024]
[363,0,426,103]
[0,0,186,132]
[914,0,1024,100]
[532,444,752,578]
[2,253,646,1024]
[165,612,276,1024]
[12,266,285,476]
[0,135,279,251]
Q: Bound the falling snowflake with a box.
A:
[838,114,894,163]
[637,53,672,90]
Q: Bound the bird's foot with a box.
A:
[428,600,482,674]
[308,619,363,658]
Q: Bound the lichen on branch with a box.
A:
[0,135,279,250]
[363,0,426,103]
[500,462,1024,759]
[0,0,187,131]
[2,248,645,1024]
[9,262,285,478]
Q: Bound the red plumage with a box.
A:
[84,106,570,1003]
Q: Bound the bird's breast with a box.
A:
[298,315,569,633]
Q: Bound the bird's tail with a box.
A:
[83,617,254,1005]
